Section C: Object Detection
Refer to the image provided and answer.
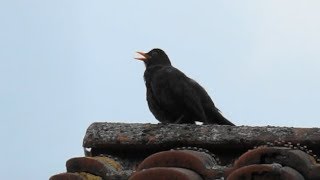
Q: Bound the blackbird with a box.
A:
[135,48,234,125]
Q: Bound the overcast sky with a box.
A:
[1,1,320,179]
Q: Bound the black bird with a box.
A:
[135,48,234,125]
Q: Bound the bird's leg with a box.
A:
[174,114,185,124]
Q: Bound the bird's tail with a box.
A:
[208,108,235,126]
[216,112,235,125]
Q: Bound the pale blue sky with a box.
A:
[1,1,320,179]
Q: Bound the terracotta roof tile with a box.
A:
[227,164,304,180]
[66,156,121,179]
[129,167,203,180]
[136,150,224,179]
[229,146,320,180]
[50,172,101,180]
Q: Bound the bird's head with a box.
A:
[135,48,172,67]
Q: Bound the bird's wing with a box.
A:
[146,85,170,123]
[151,67,207,122]
[188,79,235,125]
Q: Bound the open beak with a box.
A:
[134,51,150,61]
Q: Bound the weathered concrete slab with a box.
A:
[83,123,320,155]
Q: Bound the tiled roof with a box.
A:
[50,123,320,180]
